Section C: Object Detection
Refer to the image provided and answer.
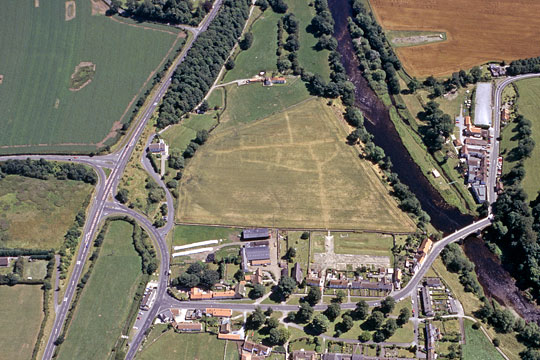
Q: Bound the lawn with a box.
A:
[177,97,415,231]
[0,285,43,360]
[286,231,311,272]
[0,175,93,249]
[462,320,504,360]
[172,225,240,247]
[57,221,143,360]
[22,259,49,280]
[138,331,235,360]
[513,78,540,198]
[332,232,394,257]
[0,0,183,154]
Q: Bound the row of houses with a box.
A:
[189,286,243,300]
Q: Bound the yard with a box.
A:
[462,320,504,360]
[57,221,143,360]
[0,0,184,154]
[0,285,43,360]
[332,232,394,258]
[0,175,93,249]
[177,97,415,231]
[138,330,238,360]
[369,0,540,77]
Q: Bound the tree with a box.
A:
[324,303,341,322]
[116,188,129,204]
[372,329,386,342]
[310,314,330,334]
[334,290,346,304]
[225,59,235,70]
[246,307,265,330]
[341,314,354,332]
[195,129,209,145]
[187,262,205,275]
[366,311,384,330]
[301,231,309,240]
[168,151,185,169]
[493,338,500,347]
[266,317,279,329]
[268,327,289,345]
[249,284,265,299]
[383,318,397,337]
[354,300,369,320]
[285,246,296,261]
[359,331,371,342]
[276,275,296,299]
[54,334,65,346]
[397,307,411,326]
[199,270,219,289]
[240,32,253,50]
[178,273,199,288]
[407,78,420,93]
[295,303,314,323]
[380,297,396,315]
[255,0,268,11]
[109,0,122,13]
[234,269,245,282]
[265,307,274,316]
[305,286,321,306]
[198,100,209,113]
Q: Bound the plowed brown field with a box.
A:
[369,0,540,77]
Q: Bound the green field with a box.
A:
[332,232,394,257]
[0,175,93,249]
[0,285,43,359]
[58,221,142,360]
[161,114,218,152]
[177,97,415,231]
[462,320,504,360]
[513,78,540,198]
[22,259,49,280]
[172,225,240,247]
[0,0,182,153]
[138,331,238,360]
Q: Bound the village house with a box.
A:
[0,257,9,267]
[174,321,203,332]
[147,138,169,156]
[243,340,271,357]
[293,262,303,284]
[415,238,433,266]
[205,308,232,318]
[425,322,437,360]
[292,350,319,360]
[420,285,434,317]
[327,279,348,289]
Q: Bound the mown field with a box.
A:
[172,225,240,247]
[0,175,93,249]
[462,320,504,360]
[369,0,540,77]
[177,97,415,231]
[513,78,540,198]
[57,221,142,360]
[138,330,239,360]
[0,285,43,360]
[332,232,394,257]
[0,0,182,153]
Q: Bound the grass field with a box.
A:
[513,78,540,198]
[386,30,446,48]
[22,259,49,280]
[177,97,415,231]
[0,175,93,249]
[369,0,540,77]
[332,232,394,257]
[0,285,43,359]
[58,221,142,360]
[172,225,240,247]
[138,331,238,360]
[462,320,504,360]
[0,0,183,153]
[161,114,218,152]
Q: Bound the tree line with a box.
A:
[118,0,211,27]
[156,0,250,129]
[420,101,455,152]
[170,261,220,290]
[507,56,540,76]
[0,158,97,185]
[410,67,485,99]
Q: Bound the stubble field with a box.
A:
[0,0,183,154]
[369,0,540,77]
[177,97,415,231]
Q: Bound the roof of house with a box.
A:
[465,138,488,146]
[293,262,303,283]
[243,340,271,354]
[190,287,213,300]
[175,322,202,331]
[292,350,318,360]
[243,228,270,240]
[0,257,8,266]
[328,279,348,288]
[213,290,237,298]
[148,141,166,152]
[418,238,433,254]
[219,332,244,340]
[421,286,434,316]
[306,278,321,286]
[424,277,442,287]
[244,246,270,261]
[206,308,232,317]
[350,281,392,291]
[220,322,232,333]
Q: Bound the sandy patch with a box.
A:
[69,62,96,91]
[34,0,39,8]
[65,1,76,21]
[91,0,108,15]
[0,75,3,85]
[54,98,60,109]
[96,121,123,148]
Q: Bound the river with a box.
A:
[327,0,539,321]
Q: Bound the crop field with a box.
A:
[513,78,540,198]
[58,221,142,360]
[138,331,238,360]
[369,0,540,77]
[177,97,415,231]
[0,0,183,154]
[0,285,43,360]
[462,320,504,360]
[0,175,93,249]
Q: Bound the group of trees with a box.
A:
[348,0,401,96]
[246,307,290,345]
[420,101,454,152]
[122,0,211,27]
[441,243,482,295]
[415,66,484,98]
[503,115,535,186]
[276,13,301,74]
[170,261,220,290]
[132,223,158,275]
[0,158,97,185]
[507,56,540,76]
[156,0,249,129]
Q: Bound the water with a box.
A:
[327,0,474,234]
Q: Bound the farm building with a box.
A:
[242,228,270,240]
[174,322,202,332]
[0,257,9,267]
[292,262,303,284]
[243,340,271,357]
[205,308,232,317]
[292,350,318,360]
[420,285,434,317]
[241,243,271,271]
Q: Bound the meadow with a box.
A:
[177,97,415,231]
[57,221,142,360]
[331,232,394,257]
[369,0,540,77]
[513,78,540,198]
[462,320,504,360]
[172,225,240,247]
[0,175,93,249]
[0,285,43,360]
[0,0,182,154]
[138,330,239,360]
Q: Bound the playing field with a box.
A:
[0,175,93,249]
[0,0,183,153]
[514,78,540,198]
[172,225,240,247]
[0,285,43,360]
[332,232,394,257]
[368,0,540,77]
[177,97,415,231]
[57,221,142,360]
[462,320,504,360]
